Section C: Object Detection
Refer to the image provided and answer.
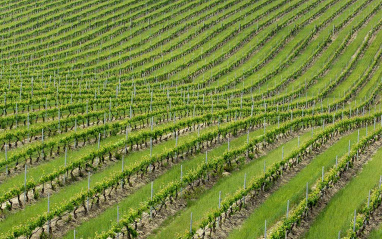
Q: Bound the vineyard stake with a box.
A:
[190,212,193,234]
[24,165,27,205]
[264,118,266,134]
[181,165,183,181]
[126,126,129,141]
[55,109,63,132]
[87,172,91,209]
[244,173,246,190]
[264,220,267,239]
[122,156,124,172]
[121,156,125,189]
[298,136,300,147]
[286,200,289,219]
[150,181,153,218]
[218,191,221,227]
[263,159,266,174]
[109,97,111,121]
[180,165,183,194]
[219,191,221,209]
[27,112,30,132]
[282,147,284,160]
[15,103,18,128]
[45,98,47,120]
[150,137,153,158]
[322,166,324,182]
[353,210,356,232]
[98,133,101,150]
[47,193,50,234]
[5,146,7,176]
[358,129,360,143]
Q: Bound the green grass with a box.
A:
[241,0,352,93]
[274,0,376,98]
[147,127,322,238]
[62,123,282,238]
[325,25,382,100]
[227,127,367,238]
[173,0,295,86]
[1,0,382,237]
[209,0,327,90]
[0,119,226,234]
[0,115,144,165]
[304,129,382,239]
[308,9,382,101]
[0,118,178,193]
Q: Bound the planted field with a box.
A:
[0,0,382,238]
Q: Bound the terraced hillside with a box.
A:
[0,0,382,238]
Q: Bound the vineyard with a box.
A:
[0,0,382,238]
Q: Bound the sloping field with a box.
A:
[0,0,382,238]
